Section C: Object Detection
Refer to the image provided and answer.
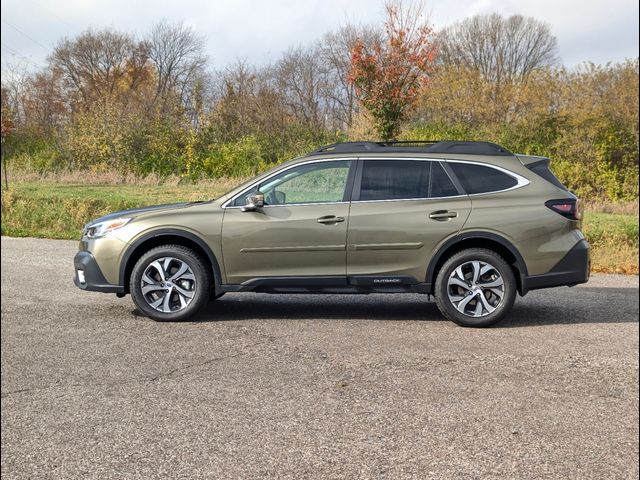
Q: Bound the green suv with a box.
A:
[73,141,590,327]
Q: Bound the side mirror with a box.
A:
[241,192,264,212]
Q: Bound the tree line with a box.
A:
[1,2,638,201]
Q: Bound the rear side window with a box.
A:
[358,160,458,201]
[448,162,518,194]
[430,162,459,197]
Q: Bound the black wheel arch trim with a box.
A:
[520,239,589,294]
[119,228,222,294]
[425,231,528,289]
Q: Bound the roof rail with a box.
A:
[309,140,513,156]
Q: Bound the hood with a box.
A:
[87,201,206,226]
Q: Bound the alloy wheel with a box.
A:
[140,257,196,313]
[446,260,504,318]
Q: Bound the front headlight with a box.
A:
[84,218,132,239]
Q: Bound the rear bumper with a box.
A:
[521,239,590,295]
[73,251,124,293]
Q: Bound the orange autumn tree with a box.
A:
[349,1,437,141]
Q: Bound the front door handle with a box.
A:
[429,210,458,221]
[317,215,345,224]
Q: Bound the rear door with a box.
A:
[346,158,471,283]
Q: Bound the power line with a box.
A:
[1,43,43,68]
[1,19,51,52]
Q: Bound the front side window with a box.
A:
[448,162,518,194]
[358,160,459,201]
[233,160,351,206]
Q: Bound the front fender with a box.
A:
[118,227,223,292]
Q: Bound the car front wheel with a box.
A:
[434,248,516,327]
[130,245,212,322]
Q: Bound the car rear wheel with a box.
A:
[434,248,516,327]
[130,245,212,322]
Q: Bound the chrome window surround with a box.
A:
[222,156,530,208]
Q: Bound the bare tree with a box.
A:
[438,13,558,84]
[210,59,261,139]
[49,28,148,107]
[273,47,328,129]
[147,20,207,112]
[22,69,68,135]
[317,24,382,129]
[0,61,30,128]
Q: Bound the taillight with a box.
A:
[545,199,581,220]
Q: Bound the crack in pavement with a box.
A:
[147,343,261,382]
[1,343,262,399]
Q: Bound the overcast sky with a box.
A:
[1,0,638,74]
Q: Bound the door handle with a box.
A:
[429,210,458,221]
[317,215,345,224]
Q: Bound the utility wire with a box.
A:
[1,43,42,68]
[1,19,51,52]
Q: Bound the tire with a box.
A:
[434,248,516,327]
[130,245,212,322]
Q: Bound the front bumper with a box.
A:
[73,251,124,293]
[521,239,590,295]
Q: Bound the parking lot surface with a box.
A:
[1,237,639,479]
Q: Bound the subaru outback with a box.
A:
[73,141,590,327]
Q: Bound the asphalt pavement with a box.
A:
[1,237,638,479]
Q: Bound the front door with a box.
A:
[222,159,354,284]
[346,159,471,282]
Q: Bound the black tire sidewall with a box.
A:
[130,246,211,322]
[435,248,516,327]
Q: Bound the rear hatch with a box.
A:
[518,155,582,222]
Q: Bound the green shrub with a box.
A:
[404,114,639,202]
[200,136,266,179]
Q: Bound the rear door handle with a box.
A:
[317,215,345,224]
[429,210,458,221]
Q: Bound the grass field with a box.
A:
[0,181,231,240]
[1,180,638,274]
[581,211,639,274]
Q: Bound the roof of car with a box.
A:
[308,141,513,157]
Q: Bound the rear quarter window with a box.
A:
[448,162,518,194]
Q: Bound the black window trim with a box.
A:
[351,157,466,203]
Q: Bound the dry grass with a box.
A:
[1,180,237,239]
[590,243,639,275]
[581,211,639,274]
[5,169,246,190]
[583,200,639,215]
